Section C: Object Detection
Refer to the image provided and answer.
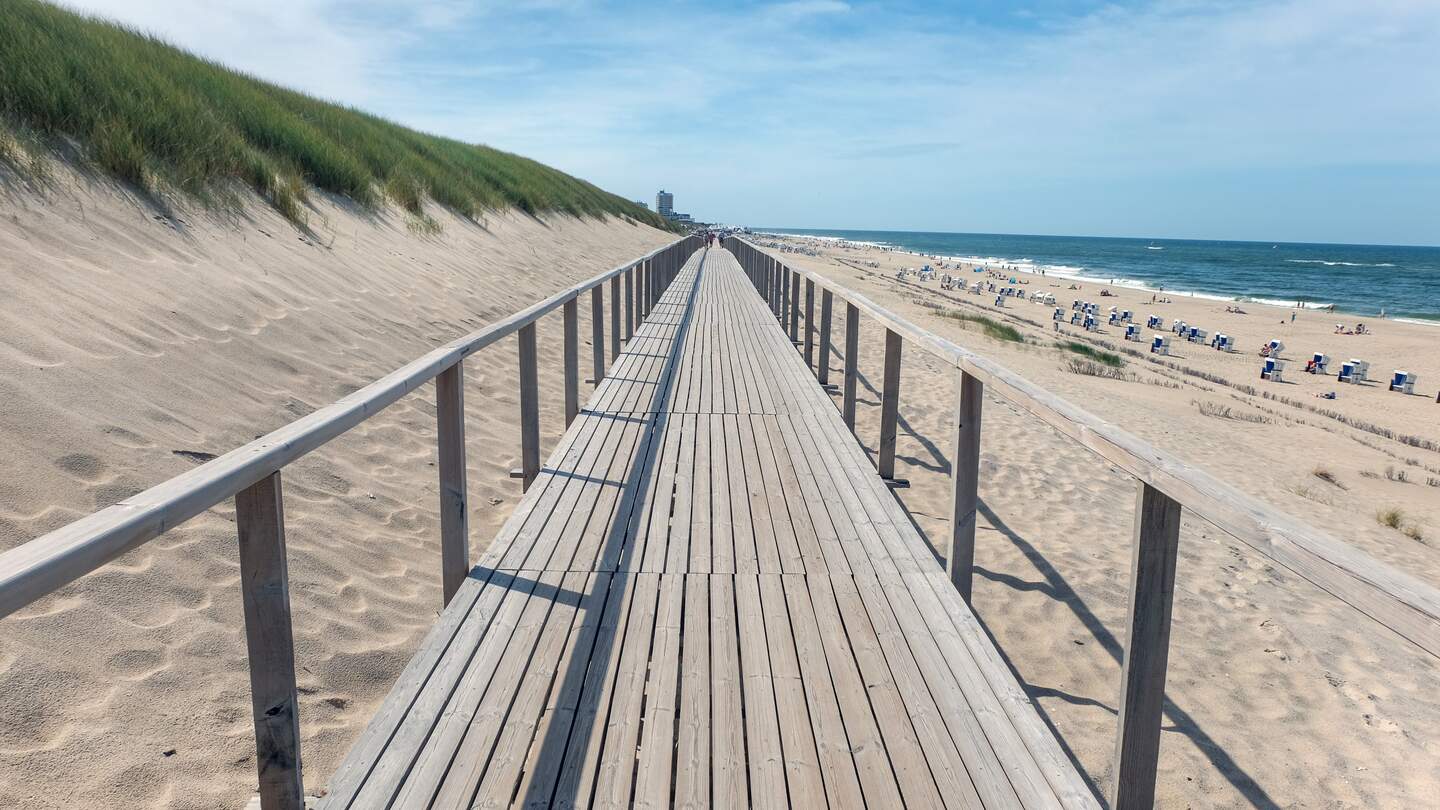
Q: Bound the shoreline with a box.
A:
[756,230,1440,326]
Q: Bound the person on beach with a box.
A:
[1291,311,1297,323]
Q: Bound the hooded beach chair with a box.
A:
[1151,335,1170,355]
[1262,357,1286,382]
[1390,371,1416,394]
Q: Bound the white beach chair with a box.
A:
[1216,334,1233,351]
[1389,371,1416,394]
[1151,334,1170,355]
[1262,357,1286,382]
[1125,324,1141,341]
[1266,339,1284,358]
[1311,353,1328,374]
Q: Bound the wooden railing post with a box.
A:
[640,260,649,319]
[609,275,622,360]
[435,363,469,606]
[878,329,903,479]
[517,322,541,490]
[948,370,983,602]
[843,302,860,430]
[625,265,635,340]
[818,289,834,386]
[590,286,605,386]
[563,298,579,425]
[776,263,785,318]
[804,278,816,368]
[235,471,304,810]
[789,271,801,343]
[1112,482,1183,810]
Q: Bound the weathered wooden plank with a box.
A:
[235,472,304,810]
[673,573,711,808]
[1113,483,1183,810]
[710,574,748,806]
[610,274,622,360]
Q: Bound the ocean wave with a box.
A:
[1285,259,1397,268]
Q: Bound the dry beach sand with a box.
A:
[760,234,1440,807]
[0,164,670,808]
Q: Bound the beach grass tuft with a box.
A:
[939,310,1023,342]
[1058,341,1124,367]
[0,0,672,230]
[1376,507,1405,530]
[1194,400,1272,424]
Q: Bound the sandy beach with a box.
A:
[756,233,1440,807]
[0,165,671,809]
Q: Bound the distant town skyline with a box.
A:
[58,0,1440,246]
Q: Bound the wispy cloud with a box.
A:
[56,0,1440,243]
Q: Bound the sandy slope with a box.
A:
[0,166,670,809]
[764,234,1440,808]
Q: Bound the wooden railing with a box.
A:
[0,235,703,810]
[725,236,1440,809]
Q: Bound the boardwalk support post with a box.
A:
[789,271,801,343]
[625,264,635,340]
[235,472,305,810]
[948,370,982,602]
[843,302,860,430]
[517,322,541,490]
[435,363,468,605]
[563,298,579,425]
[591,286,605,385]
[804,278,815,368]
[878,328,903,480]
[610,275,622,360]
[818,289,834,387]
[1112,482,1183,810]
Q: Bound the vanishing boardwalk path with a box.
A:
[320,248,1100,809]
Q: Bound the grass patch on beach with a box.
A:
[1194,400,1272,425]
[939,310,1023,342]
[1376,507,1405,530]
[0,0,671,229]
[1058,341,1124,368]
[1065,358,1131,380]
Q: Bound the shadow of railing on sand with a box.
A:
[971,499,1283,810]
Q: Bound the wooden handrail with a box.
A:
[0,234,701,809]
[729,232,1440,810]
[728,237,1440,659]
[0,236,697,620]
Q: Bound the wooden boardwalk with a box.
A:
[319,247,1100,809]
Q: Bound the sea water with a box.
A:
[759,229,1440,324]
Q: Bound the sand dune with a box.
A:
[769,235,1440,808]
[0,165,670,808]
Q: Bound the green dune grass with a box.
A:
[0,0,669,229]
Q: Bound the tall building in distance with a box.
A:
[655,189,674,217]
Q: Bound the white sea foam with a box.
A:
[1285,259,1397,268]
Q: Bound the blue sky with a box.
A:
[62,0,1440,245]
